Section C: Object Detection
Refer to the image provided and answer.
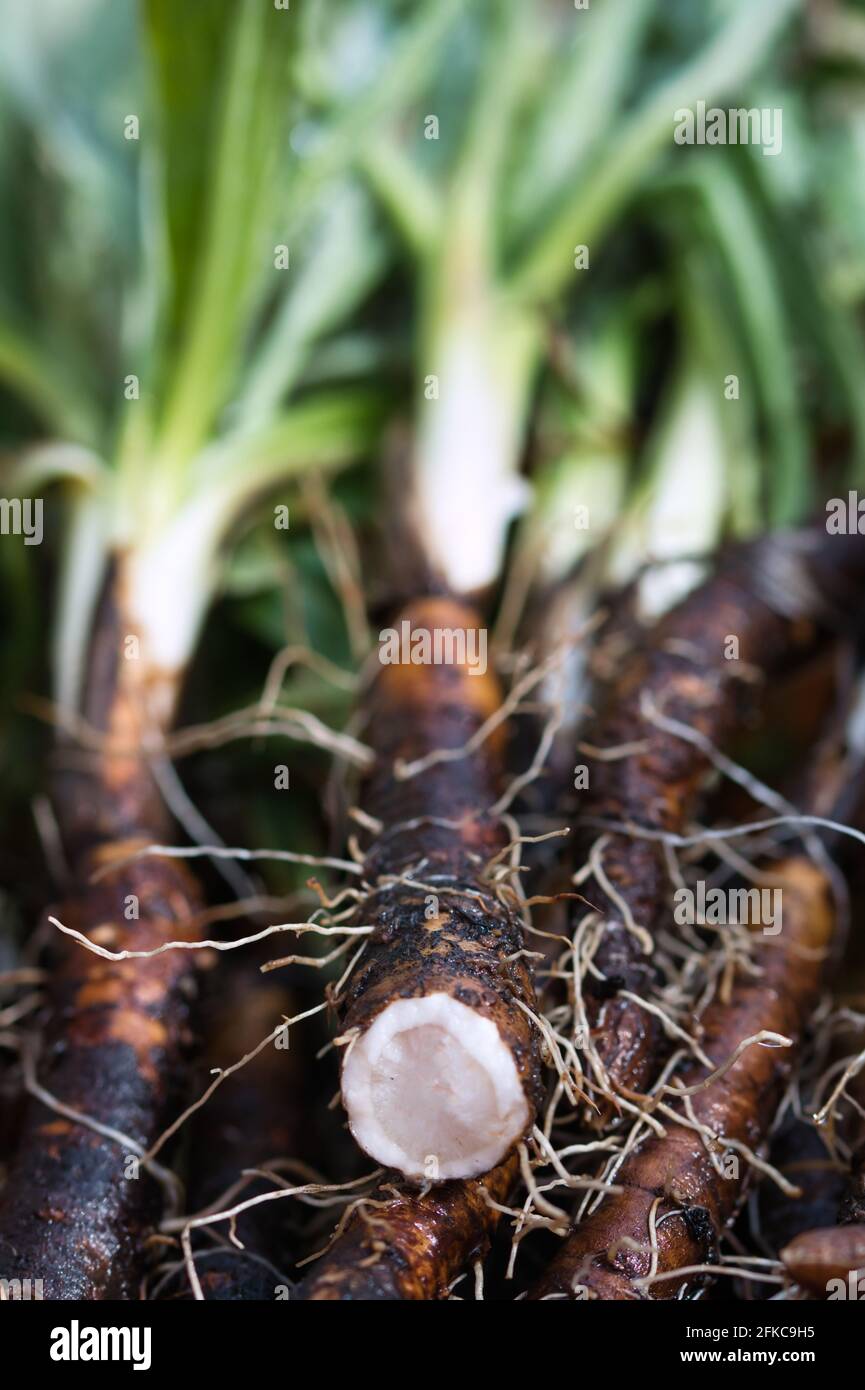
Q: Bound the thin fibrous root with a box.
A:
[569,532,865,1117]
[530,857,835,1300]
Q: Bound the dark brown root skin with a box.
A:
[166,959,306,1300]
[340,597,542,1163]
[169,1263,281,1300]
[758,1117,846,1262]
[530,858,834,1300]
[191,971,305,1239]
[0,846,202,1299]
[316,598,537,1293]
[294,1155,516,1300]
[839,1144,865,1225]
[579,534,865,1113]
[781,1225,865,1294]
[52,564,180,854]
[779,1063,865,1296]
[340,888,540,1119]
[0,1060,25,1168]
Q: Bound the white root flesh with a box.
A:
[341,993,529,1180]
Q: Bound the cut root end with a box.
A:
[341,993,529,1180]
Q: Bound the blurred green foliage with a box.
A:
[2,0,865,910]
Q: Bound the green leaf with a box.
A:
[672,240,763,537]
[202,386,389,507]
[143,0,235,361]
[505,0,654,242]
[683,160,809,526]
[511,0,801,304]
[144,0,297,471]
[361,134,440,257]
[11,441,107,492]
[291,0,462,201]
[747,148,865,493]
[235,180,387,425]
[0,316,100,444]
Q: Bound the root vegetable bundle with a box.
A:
[194,531,861,1306]
[292,531,865,1301]
[4,525,865,1302]
[5,0,865,1311]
